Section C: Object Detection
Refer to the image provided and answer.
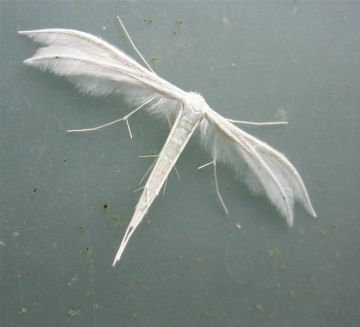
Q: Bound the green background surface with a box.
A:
[1,1,359,326]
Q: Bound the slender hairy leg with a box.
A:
[226,118,288,126]
[67,97,155,138]
[197,143,229,215]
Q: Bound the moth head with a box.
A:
[184,91,209,115]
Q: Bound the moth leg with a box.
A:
[139,154,181,184]
[208,136,228,214]
[198,161,213,170]
[165,113,181,180]
[160,154,182,194]
[134,186,145,193]
[226,118,288,126]
[116,16,154,73]
[213,157,229,215]
[173,165,181,181]
[166,113,174,129]
[198,158,229,215]
[162,176,168,195]
[67,97,155,138]
[138,156,157,185]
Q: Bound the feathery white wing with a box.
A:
[18,28,186,116]
[201,110,316,226]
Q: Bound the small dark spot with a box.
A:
[176,19,183,25]
[143,18,152,23]
[55,56,60,59]
[85,247,90,252]
[103,203,108,210]
[32,187,38,194]
[79,225,85,234]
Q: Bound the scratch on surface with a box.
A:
[13,231,26,313]
[224,233,243,284]
[38,113,66,160]
[225,259,243,284]
[12,104,27,130]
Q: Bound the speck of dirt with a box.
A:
[131,311,138,320]
[256,304,264,312]
[268,248,281,258]
[68,308,80,317]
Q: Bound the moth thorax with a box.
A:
[184,91,209,116]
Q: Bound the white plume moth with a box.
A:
[19,17,316,266]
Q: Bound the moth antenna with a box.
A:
[116,16,154,73]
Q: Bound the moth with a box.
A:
[19,17,316,266]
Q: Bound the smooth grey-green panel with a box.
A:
[1,1,359,327]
